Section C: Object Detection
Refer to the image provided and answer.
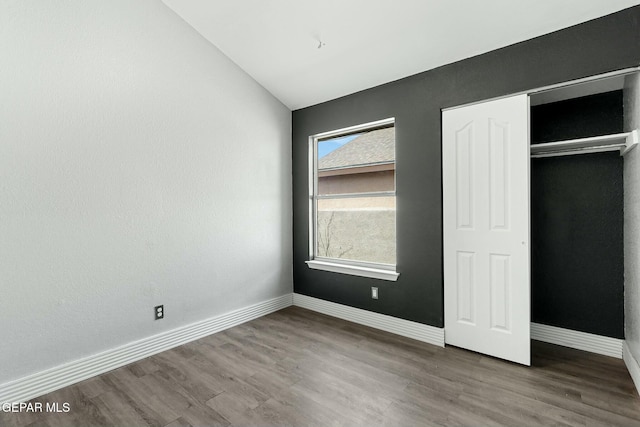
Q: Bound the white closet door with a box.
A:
[443,94,530,366]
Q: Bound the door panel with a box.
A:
[456,251,475,324]
[489,253,511,332]
[489,119,510,230]
[443,94,530,366]
[455,122,474,229]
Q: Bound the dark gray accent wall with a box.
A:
[531,152,624,338]
[292,6,640,327]
[531,91,624,143]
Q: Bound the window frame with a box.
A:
[305,117,399,281]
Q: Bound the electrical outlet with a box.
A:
[371,287,378,299]
[155,305,164,320]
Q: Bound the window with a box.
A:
[306,118,399,281]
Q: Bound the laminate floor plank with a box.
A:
[189,342,259,381]
[462,370,632,426]
[163,417,193,427]
[288,370,390,425]
[137,374,193,416]
[243,361,303,398]
[261,384,355,427]
[147,358,220,404]
[221,330,289,363]
[100,369,180,426]
[41,381,111,426]
[204,378,273,427]
[382,400,450,427]
[91,390,152,426]
[0,408,43,427]
[75,376,112,400]
[290,348,411,402]
[178,402,230,427]
[4,306,640,426]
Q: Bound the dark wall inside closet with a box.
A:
[292,6,640,330]
[531,91,624,338]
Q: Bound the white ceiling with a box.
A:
[162,0,640,110]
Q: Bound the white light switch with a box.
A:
[371,287,378,299]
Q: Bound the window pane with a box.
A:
[316,197,396,264]
[317,127,395,196]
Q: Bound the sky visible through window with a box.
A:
[318,134,360,158]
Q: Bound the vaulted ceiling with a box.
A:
[162,1,640,110]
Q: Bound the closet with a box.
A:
[442,70,639,366]
[530,85,633,342]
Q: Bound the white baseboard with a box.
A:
[0,294,293,404]
[2,292,625,404]
[623,342,640,395]
[531,322,622,359]
[293,293,444,347]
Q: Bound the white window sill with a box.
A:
[305,260,399,281]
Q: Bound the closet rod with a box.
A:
[530,130,638,158]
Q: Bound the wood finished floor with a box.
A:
[3,306,640,427]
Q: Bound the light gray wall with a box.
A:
[624,73,640,362]
[0,0,292,385]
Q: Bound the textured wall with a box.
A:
[531,152,624,338]
[0,0,292,385]
[531,91,624,143]
[316,210,396,264]
[318,170,394,194]
[624,73,640,359]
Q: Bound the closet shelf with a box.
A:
[530,130,638,158]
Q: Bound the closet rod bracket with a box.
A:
[621,130,638,156]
